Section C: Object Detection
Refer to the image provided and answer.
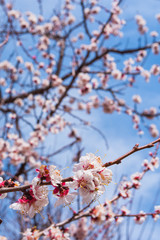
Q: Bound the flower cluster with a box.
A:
[22,227,40,240]
[142,157,159,171]
[69,218,88,240]
[6,153,113,218]
[35,164,76,207]
[70,153,112,204]
[21,226,70,240]
[43,226,70,240]
[9,183,48,218]
[91,201,114,224]
[36,164,62,185]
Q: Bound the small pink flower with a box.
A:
[151,157,159,169]
[49,165,62,186]
[53,182,76,207]
[0,178,19,199]
[142,159,154,171]
[121,206,130,215]
[134,211,146,224]
[10,185,48,218]
[132,95,142,104]
[36,165,50,181]
[154,205,160,214]
[91,205,106,224]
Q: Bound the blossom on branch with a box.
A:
[134,211,147,224]
[0,177,19,199]
[9,185,48,218]
[71,153,112,203]
[22,227,40,240]
[43,226,70,240]
[36,164,62,185]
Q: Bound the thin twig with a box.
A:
[103,138,160,167]
[0,33,9,48]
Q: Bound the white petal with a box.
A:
[0,193,7,199]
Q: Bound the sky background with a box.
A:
[0,0,160,239]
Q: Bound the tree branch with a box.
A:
[0,138,160,194]
[103,138,160,167]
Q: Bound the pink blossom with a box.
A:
[49,165,62,186]
[73,153,103,172]
[135,15,148,34]
[118,181,132,199]
[156,13,160,23]
[154,205,160,214]
[91,204,107,224]
[150,31,159,37]
[22,227,40,240]
[132,95,142,104]
[121,206,130,215]
[8,10,20,19]
[112,69,122,80]
[151,157,159,169]
[142,159,154,171]
[70,218,88,240]
[141,70,151,82]
[102,97,116,114]
[25,62,34,72]
[26,11,37,24]
[32,177,48,200]
[71,160,112,204]
[149,124,159,138]
[150,65,160,75]
[43,226,70,240]
[36,165,50,181]
[134,211,146,224]
[10,187,49,218]
[152,43,159,54]
[53,182,77,207]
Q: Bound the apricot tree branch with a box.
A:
[103,138,160,167]
[0,138,160,194]
[37,210,159,237]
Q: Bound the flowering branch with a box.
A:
[103,138,160,167]
[36,206,160,238]
[0,138,160,195]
